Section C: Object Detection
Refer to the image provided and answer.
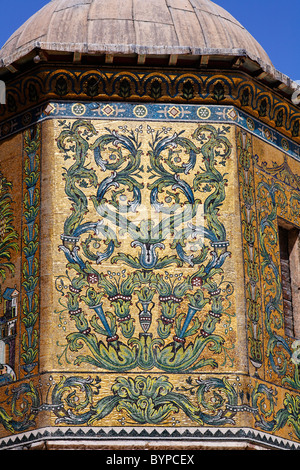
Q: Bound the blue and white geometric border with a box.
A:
[0,101,299,162]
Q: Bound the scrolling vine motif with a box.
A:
[255,156,300,390]
[55,120,235,372]
[1,373,300,440]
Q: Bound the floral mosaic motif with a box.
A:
[237,130,264,374]
[21,125,41,375]
[0,168,18,282]
[255,161,300,391]
[0,380,41,434]
[48,374,242,426]
[1,370,300,441]
[55,120,236,372]
[1,372,300,438]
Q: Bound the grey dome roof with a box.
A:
[0,0,272,67]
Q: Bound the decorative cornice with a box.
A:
[0,68,299,144]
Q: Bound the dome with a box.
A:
[0,0,272,68]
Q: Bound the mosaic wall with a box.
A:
[0,78,300,447]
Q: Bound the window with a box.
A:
[278,220,300,337]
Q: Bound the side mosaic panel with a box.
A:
[237,129,264,375]
[0,68,299,144]
[21,126,41,377]
[0,164,19,383]
[0,125,42,437]
[238,127,300,443]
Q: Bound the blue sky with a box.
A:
[0,0,299,80]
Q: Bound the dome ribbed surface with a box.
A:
[0,0,272,66]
